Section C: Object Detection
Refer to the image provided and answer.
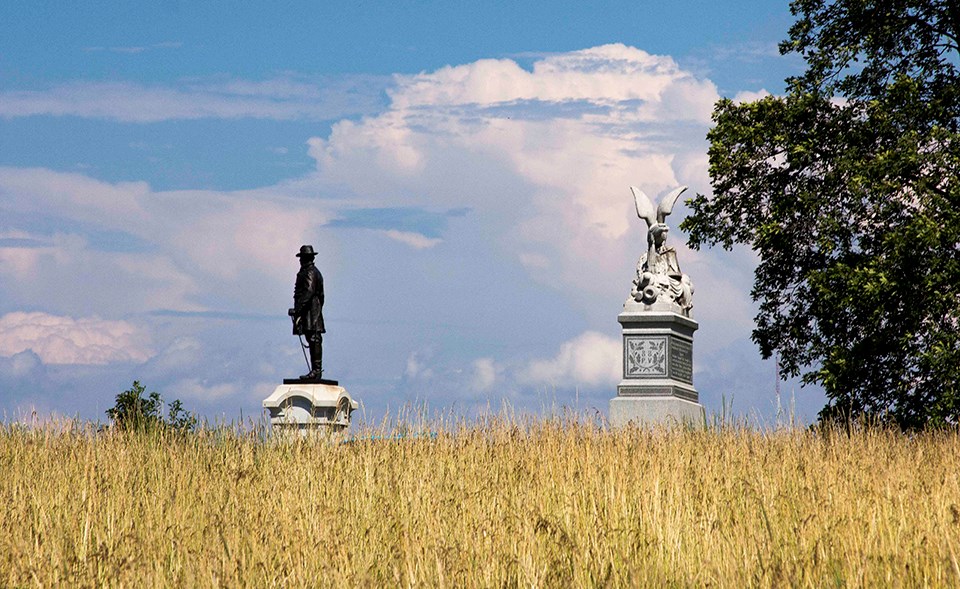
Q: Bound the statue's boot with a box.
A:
[300,343,323,380]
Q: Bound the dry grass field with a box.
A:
[1,415,959,587]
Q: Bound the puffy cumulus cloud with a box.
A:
[308,44,721,303]
[301,46,764,400]
[391,44,710,116]
[521,331,621,388]
[0,312,153,365]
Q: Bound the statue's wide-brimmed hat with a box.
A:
[296,245,317,258]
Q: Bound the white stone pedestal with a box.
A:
[609,302,705,427]
[609,396,704,427]
[263,381,358,436]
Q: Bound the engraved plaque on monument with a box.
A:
[609,186,705,427]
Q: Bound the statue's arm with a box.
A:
[647,238,658,269]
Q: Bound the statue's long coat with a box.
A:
[293,262,325,334]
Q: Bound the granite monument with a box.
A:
[609,186,705,427]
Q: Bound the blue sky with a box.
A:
[0,1,824,424]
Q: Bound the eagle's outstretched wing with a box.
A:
[656,186,688,224]
[630,186,656,227]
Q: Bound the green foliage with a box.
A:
[165,398,197,432]
[106,381,197,433]
[681,0,960,429]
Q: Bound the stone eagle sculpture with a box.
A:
[628,185,694,315]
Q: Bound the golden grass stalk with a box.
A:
[0,415,958,587]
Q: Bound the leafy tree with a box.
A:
[106,381,197,432]
[165,398,197,432]
[681,0,960,428]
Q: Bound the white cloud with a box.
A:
[404,351,434,380]
[0,242,47,278]
[0,45,774,417]
[733,89,772,103]
[383,230,442,249]
[0,74,385,122]
[6,43,747,355]
[0,168,336,314]
[0,167,148,222]
[309,44,721,307]
[521,331,621,388]
[0,312,153,365]
[470,358,498,392]
[157,193,324,283]
[391,44,707,112]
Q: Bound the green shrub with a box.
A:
[106,380,196,433]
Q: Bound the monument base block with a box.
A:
[609,396,705,428]
[263,382,358,436]
[610,306,704,428]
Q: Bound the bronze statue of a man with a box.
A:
[290,245,325,380]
